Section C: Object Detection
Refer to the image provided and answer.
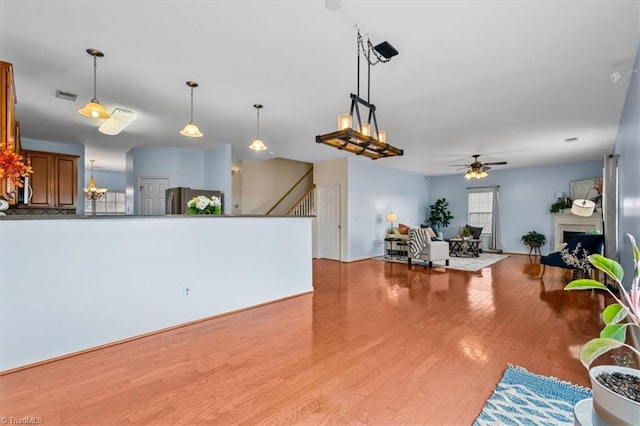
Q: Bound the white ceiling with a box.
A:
[1,0,638,175]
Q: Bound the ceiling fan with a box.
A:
[450,154,508,179]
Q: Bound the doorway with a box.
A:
[317,185,341,261]
[138,177,169,215]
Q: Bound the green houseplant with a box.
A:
[426,198,454,233]
[521,231,546,247]
[565,234,640,424]
[550,199,571,213]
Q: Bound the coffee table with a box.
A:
[448,238,481,257]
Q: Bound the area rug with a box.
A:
[474,365,592,426]
[374,253,509,272]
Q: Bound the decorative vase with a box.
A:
[589,365,640,425]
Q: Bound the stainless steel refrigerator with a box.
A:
[165,187,224,214]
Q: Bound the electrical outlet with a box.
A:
[183,286,190,297]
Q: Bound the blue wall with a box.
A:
[127,145,233,214]
[347,157,430,261]
[204,145,232,214]
[429,160,603,254]
[87,170,126,192]
[614,42,640,284]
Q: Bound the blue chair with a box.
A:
[539,234,604,278]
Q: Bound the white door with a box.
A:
[318,185,341,261]
[138,178,169,215]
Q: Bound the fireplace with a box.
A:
[553,212,602,250]
[563,231,585,244]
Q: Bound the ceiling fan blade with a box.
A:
[482,165,492,171]
[449,164,470,167]
[484,161,508,165]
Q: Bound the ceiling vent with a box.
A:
[564,137,579,143]
[55,90,78,101]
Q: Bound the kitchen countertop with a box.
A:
[0,214,314,220]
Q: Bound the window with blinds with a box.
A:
[85,191,126,215]
[467,188,494,234]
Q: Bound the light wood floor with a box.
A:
[0,255,608,425]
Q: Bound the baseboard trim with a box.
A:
[0,290,314,376]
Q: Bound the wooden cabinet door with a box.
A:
[54,155,77,207]
[26,152,53,207]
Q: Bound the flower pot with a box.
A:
[590,365,640,425]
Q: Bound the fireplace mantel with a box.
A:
[553,212,603,250]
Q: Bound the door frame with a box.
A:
[137,177,169,215]
[317,184,342,261]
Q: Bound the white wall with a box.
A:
[0,216,313,371]
[429,160,604,254]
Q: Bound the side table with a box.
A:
[448,238,481,257]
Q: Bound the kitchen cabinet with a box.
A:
[1,60,18,205]
[24,150,78,209]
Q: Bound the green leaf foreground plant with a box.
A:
[564,233,640,369]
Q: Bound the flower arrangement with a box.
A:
[564,233,640,369]
[0,147,32,188]
[561,242,593,278]
[186,195,221,215]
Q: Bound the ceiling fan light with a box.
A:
[78,100,110,119]
[180,122,203,138]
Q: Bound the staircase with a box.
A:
[265,168,315,216]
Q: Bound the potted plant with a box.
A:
[550,199,571,213]
[521,230,546,248]
[462,226,472,240]
[426,198,454,233]
[564,233,640,425]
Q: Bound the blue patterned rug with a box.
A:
[474,365,592,425]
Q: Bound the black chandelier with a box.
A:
[316,30,402,159]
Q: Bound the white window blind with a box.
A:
[85,191,126,215]
[467,188,494,233]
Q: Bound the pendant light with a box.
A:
[84,160,108,200]
[78,49,110,119]
[249,104,267,151]
[180,81,203,138]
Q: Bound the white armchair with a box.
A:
[407,228,450,267]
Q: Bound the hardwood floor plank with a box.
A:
[0,255,609,424]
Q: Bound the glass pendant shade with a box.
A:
[78,49,110,120]
[337,114,352,130]
[377,130,387,143]
[361,123,371,136]
[180,122,203,138]
[180,81,203,138]
[249,138,267,151]
[78,100,110,119]
[249,104,267,151]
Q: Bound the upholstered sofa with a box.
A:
[539,233,604,278]
[406,227,450,267]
